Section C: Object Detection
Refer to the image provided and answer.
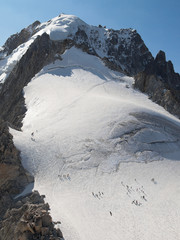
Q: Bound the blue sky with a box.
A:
[0,0,179,73]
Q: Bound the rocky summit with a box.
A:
[0,14,180,240]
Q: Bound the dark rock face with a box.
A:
[0,118,33,219]
[105,29,153,75]
[74,28,153,75]
[1,21,40,56]
[0,119,33,191]
[144,50,180,93]
[0,33,73,128]
[0,191,63,240]
[134,50,180,118]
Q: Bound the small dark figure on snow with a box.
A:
[142,195,147,201]
[110,211,112,216]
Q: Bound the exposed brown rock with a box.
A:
[42,213,52,227]
[0,119,33,219]
[134,51,180,118]
[0,191,63,240]
[74,28,153,75]
[2,21,41,55]
[41,227,50,236]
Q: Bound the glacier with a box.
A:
[10,47,180,240]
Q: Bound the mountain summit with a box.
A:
[0,14,180,240]
[0,14,152,82]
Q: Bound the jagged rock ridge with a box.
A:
[135,50,180,118]
[0,14,153,85]
[0,119,33,218]
[1,20,40,56]
[1,191,63,240]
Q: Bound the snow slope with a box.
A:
[11,47,180,240]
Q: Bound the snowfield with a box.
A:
[11,47,180,240]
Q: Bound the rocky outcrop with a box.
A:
[134,51,180,118]
[74,28,153,75]
[0,119,33,218]
[0,191,63,240]
[104,29,153,75]
[1,21,40,56]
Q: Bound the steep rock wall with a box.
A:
[135,51,180,118]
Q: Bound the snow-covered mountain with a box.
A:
[0,14,152,84]
[0,14,180,240]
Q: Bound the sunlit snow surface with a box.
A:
[11,47,180,240]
